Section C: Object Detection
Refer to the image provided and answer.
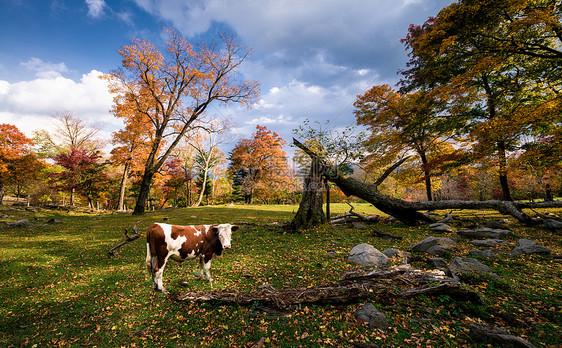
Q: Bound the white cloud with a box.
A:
[86,0,106,18]
[21,58,69,79]
[0,70,119,150]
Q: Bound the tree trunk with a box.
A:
[289,159,327,232]
[0,181,4,205]
[420,152,432,201]
[193,166,210,207]
[497,140,513,201]
[133,169,155,215]
[118,162,130,211]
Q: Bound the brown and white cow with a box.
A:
[145,223,239,292]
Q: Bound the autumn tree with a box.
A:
[51,148,108,207]
[0,124,35,204]
[110,110,152,211]
[229,125,289,204]
[354,85,460,201]
[4,153,45,203]
[188,119,229,207]
[104,28,259,215]
[400,0,562,201]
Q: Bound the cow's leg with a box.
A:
[197,256,213,284]
[145,243,152,276]
[153,255,169,292]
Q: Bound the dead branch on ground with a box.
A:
[107,221,142,256]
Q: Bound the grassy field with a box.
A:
[1,203,561,347]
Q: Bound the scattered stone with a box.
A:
[509,239,550,256]
[469,249,496,259]
[470,239,506,247]
[388,263,412,272]
[46,218,63,224]
[326,250,337,258]
[427,257,449,271]
[448,257,497,278]
[469,323,538,348]
[352,221,369,229]
[429,222,456,233]
[6,219,29,228]
[353,303,390,329]
[543,219,562,232]
[458,228,512,239]
[382,248,410,259]
[484,220,510,230]
[410,237,456,257]
[348,244,389,268]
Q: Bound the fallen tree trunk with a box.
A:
[293,138,562,226]
[174,269,481,309]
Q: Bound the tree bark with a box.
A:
[497,140,513,201]
[289,159,327,232]
[117,162,130,211]
[133,168,155,215]
[420,152,433,201]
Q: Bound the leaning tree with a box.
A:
[293,138,562,227]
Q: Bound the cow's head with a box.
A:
[212,224,239,249]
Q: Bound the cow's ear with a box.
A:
[231,225,239,232]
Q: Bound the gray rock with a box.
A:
[470,239,506,247]
[449,257,497,278]
[428,257,449,270]
[326,250,337,258]
[348,243,389,268]
[469,249,496,259]
[429,222,456,233]
[353,303,389,329]
[410,237,456,257]
[469,323,537,348]
[544,219,562,232]
[352,221,369,229]
[6,219,29,228]
[458,228,512,239]
[382,248,410,259]
[484,220,510,230]
[509,239,550,256]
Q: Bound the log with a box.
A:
[174,269,482,309]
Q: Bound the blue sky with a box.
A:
[0,0,454,156]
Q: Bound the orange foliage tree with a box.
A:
[229,125,290,204]
[0,124,36,204]
[104,28,260,215]
[354,85,460,201]
[400,0,562,201]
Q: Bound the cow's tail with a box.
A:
[145,223,153,277]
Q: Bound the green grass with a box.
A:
[0,203,561,347]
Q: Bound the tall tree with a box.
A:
[104,28,259,215]
[188,120,229,207]
[110,111,152,211]
[400,0,562,201]
[52,110,103,151]
[0,124,35,204]
[229,125,289,204]
[354,85,457,201]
